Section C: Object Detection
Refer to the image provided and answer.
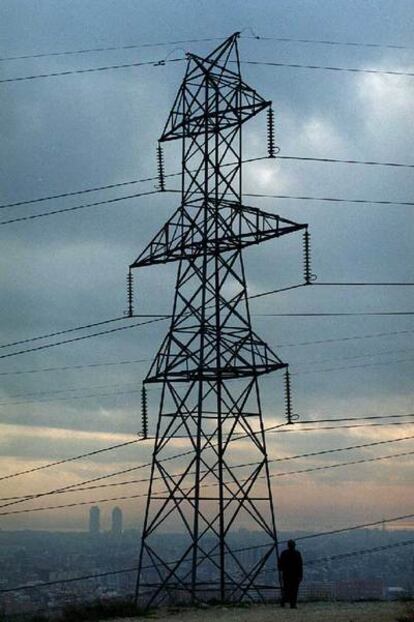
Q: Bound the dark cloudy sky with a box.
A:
[0,0,413,534]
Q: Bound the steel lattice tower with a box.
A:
[131,33,307,607]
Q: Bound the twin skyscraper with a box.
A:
[88,505,123,536]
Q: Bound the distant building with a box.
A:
[89,506,100,535]
[111,506,123,537]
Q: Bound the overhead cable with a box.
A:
[0,420,287,485]
[0,317,167,360]
[258,311,414,316]
[2,56,414,84]
[0,438,143,482]
[0,189,161,226]
[2,33,410,63]
[306,539,414,565]
[1,317,127,350]
[0,57,183,84]
[0,316,166,351]
[241,59,414,78]
[1,449,412,517]
[0,157,263,212]
[2,357,413,405]
[271,421,414,433]
[2,327,412,377]
[2,534,412,595]
[0,37,224,62]
[2,321,412,362]
[2,432,413,507]
[0,358,150,377]
[315,282,414,287]
[2,301,414,359]
[296,347,414,367]
[245,192,414,206]
[276,155,414,169]
[277,328,414,348]
[294,357,414,376]
[244,34,414,51]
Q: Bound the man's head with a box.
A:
[287,539,296,550]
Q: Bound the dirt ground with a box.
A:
[114,601,411,622]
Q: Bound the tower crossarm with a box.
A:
[160,37,271,143]
[130,201,307,269]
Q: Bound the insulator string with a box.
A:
[157,144,166,192]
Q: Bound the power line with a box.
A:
[245,34,414,52]
[3,187,413,215]
[2,161,411,214]
[0,317,167,360]
[0,358,150,377]
[276,155,414,169]
[0,490,150,516]
[0,57,183,84]
[0,514,412,594]
[315,282,414,287]
[0,189,161,226]
[39,449,414,497]
[0,386,142,406]
[294,357,414,376]
[242,59,414,78]
[1,419,412,506]
[294,513,414,543]
[272,421,414,433]
[0,37,224,62]
[0,316,166,351]
[3,56,414,85]
[142,419,414,435]
[270,450,414,479]
[277,328,414,348]
[4,416,410,515]
[0,156,263,212]
[2,344,413,404]
[4,182,412,232]
[2,327,412,377]
[2,33,410,63]
[2,413,412,507]
[0,421,286,487]
[245,192,414,207]
[0,438,143,482]
[0,290,308,351]
[3,536,413,597]
[3,297,413,357]
[1,319,412,364]
[2,432,413,507]
[1,379,140,402]
[1,449,412,517]
[249,283,306,300]
[257,312,414,316]
[0,317,123,350]
[298,414,414,424]
[0,176,160,210]
[306,539,414,565]
[296,347,414,367]
[2,344,411,402]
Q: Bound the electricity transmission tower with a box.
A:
[130,33,307,607]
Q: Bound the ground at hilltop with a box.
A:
[112,601,412,622]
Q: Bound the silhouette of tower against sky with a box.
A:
[89,506,100,535]
[131,33,307,607]
[111,506,123,537]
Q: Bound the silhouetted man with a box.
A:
[278,539,303,608]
